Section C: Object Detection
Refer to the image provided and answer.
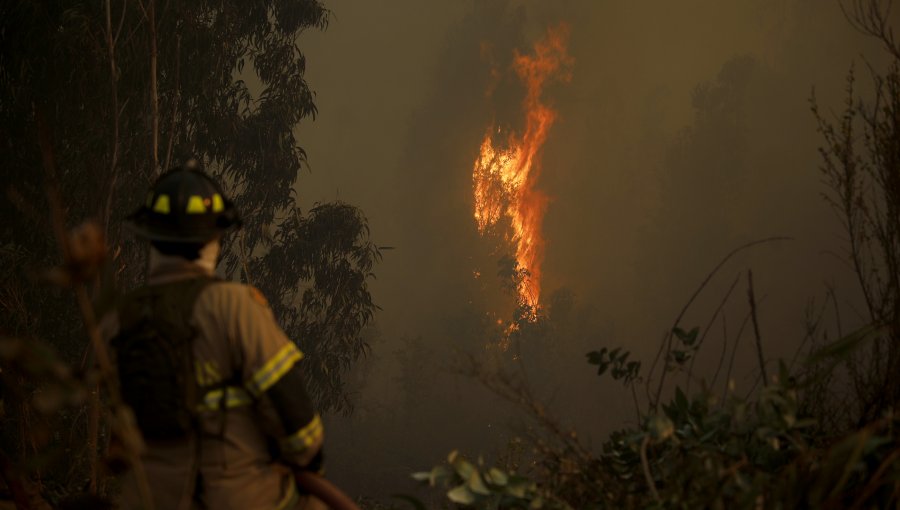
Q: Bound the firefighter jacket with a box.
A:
[100,256,324,510]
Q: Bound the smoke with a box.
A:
[291,0,896,500]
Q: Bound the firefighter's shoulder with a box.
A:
[198,281,273,311]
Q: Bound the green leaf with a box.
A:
[450,452,477,481]
[467,471,490,495]
[486,467,508,486]
[447,484,476,504]
[411,466,450,486]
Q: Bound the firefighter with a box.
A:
[99,161,325,510]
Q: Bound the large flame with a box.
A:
[473,24,572,308]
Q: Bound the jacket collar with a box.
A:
[147,243,218,285]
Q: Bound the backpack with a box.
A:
[111,276,217,441]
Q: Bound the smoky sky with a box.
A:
[287,0,897,499]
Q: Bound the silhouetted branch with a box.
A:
[648,237,791,409]
[687,273,741,394]
[840,0,900,60]
[747,270,768,387]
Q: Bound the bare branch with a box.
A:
[640,436,661,504]
[839,0,900,61]
[687,272,741,394]
[648,237,792,409]
[747,270,769,387]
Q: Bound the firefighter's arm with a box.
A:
[230,285,324,470]
[262,364,324,471]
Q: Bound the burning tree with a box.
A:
[472,24,573,310]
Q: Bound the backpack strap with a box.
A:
[118,276,220,508]
[118,276,217,335]
[116,275,219,426]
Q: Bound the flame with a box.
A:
[473,24,572,308]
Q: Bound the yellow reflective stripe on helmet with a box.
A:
[152,194,171,214]
[197,386,253,412]
[186,195,207,214]
[211,193,225,213]
[281,414,323,453]
[246,343,304,397]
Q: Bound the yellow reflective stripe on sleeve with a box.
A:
[275,478,298,510]
[281,414,323,453]
[197,386,253,412]
[246,343,304,397]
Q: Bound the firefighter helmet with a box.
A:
[126,161,241,242]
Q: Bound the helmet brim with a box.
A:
[125,210,239,243]
[124,221,222,243]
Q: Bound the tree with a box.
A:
[0,0,379,499]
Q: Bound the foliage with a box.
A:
[586,347,640,386]
[413,451,571,510]
[251,202,382,414]
[417,325,900,509]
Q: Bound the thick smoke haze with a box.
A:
[288,0,897,500]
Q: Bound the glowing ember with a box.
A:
[473,24,573,308]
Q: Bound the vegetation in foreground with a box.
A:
[409,2,900,508]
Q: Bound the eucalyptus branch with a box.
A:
[163,34,181,172]
[103,0,121,241]
[148,0,159,173]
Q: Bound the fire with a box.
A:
[472,24,573,308]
